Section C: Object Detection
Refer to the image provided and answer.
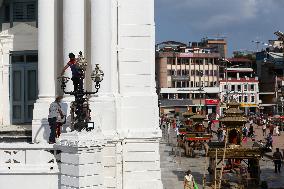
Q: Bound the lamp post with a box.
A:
[58,52,104,131]
[198,70,204,113]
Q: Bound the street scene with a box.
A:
[0,1,284,189]
[159,114,284,189]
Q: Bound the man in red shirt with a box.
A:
[61,53,83,92]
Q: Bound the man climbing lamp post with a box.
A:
[58,52,104,132]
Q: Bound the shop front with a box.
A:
[205,99,219,115]
[240,103,258,115]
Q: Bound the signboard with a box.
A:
[205,99,219,105]
[240,103,257,107]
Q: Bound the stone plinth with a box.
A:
[55,130,105,189]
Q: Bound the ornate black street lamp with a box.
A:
[58,52,104,132]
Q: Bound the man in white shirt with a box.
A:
[48,96,64,144]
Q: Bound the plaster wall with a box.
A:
[0,23,37,125]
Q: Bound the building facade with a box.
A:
[219,68,259,115]
[0,0,162,189]
[0,0,38,126]
[156,41,221,114]
[256,33,284,114]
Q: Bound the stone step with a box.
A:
[0,125,32,143]
[1,130,32,136]
[0,135,32,143]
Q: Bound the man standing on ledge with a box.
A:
[61,52,83,91]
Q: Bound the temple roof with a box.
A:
[224,108,244,114]
[191,114,206,120]
[219,116,247,122]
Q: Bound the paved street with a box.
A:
[160,125,284,189]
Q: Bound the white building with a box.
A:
[219,68,260,115]
[0,0,162,189]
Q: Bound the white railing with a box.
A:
[0,143,59,173]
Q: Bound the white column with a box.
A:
[63,0,85,92]
[91,0,112,95]
[32,0,57,143]
[38,0,56,98]
[89,0,117,138]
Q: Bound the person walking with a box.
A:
[269,124,274,136]
[266,133,273,149]
[242,125,248,138]
[262,121,267,137]
[273,148,283,173]
[184,170,195,189]
[248,124,254,137]
[275,125,280,136]
[48,96,65,144]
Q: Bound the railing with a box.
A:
[0,143,59,173]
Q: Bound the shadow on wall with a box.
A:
[33,118,50,143]
[60,102,70,133]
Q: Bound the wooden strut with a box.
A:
[218,128,228,189]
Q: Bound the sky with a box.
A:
[155,0,284,56]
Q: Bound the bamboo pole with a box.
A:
[202,155,208,189]
[214,149,217,189]
[218,128,228,189]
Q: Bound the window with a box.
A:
[239,96,242,102]
[224,85,227,90]
[4,5,10,22]
[191,70,195,75]
[171,70,175,75]
[26,55,38,62]
[205,70,209,76]
[185,59,190,65]
[209,70,213,76]
[231,85,235,91]
[190,81,194,87]
[11,55,24,63]
[177,82,181,88]
[250,84,255,91]
[244,84,248,91]
[251,96,255,103]
[177,58,181,65]
[13,2,37,22]
[214,70,218,76]
[237,85,241,91]
[244,96,248,102]
[167,58,174,65]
